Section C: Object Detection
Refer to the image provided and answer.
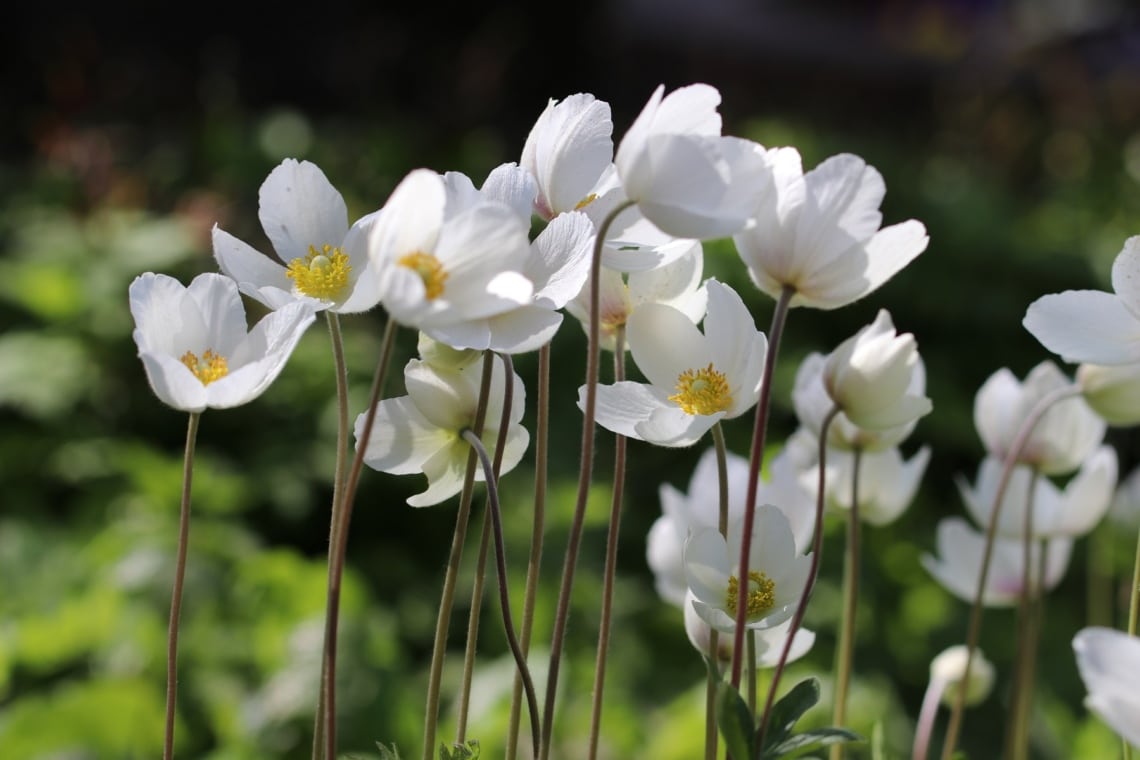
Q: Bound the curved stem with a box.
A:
[830,448,862,760]
[460,428,542,758]
[757,404,841,748]
[731,284,795,689]
[506,343,551,760]
[421,354,495,760]
[587,326,628,760]
[539,199,635,760]
[321,315,399,760]
[163,410,201,760]
[938,384,1080,760]
[911,677,948,760]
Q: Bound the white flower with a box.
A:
[957,448,1117,539]
[565,238,708,352]
[921,517,1072,607]
[354,354,529,507]
[129,272,315,413]
[213,158,382,314]
[1073,626,1140,748]
[973,362,1105,476]
[1076,361,1140,426]
[366,169,535,349]
[684,505,812,633]
[683,590,815,668]
[1109,463,1140,529]
[587,279,766,447]
[734,148,928,310]
[614,83,769,239]
[647,446,814,606]
[929,645,995,707]
[521,93,614,220]
[1024,236,1140,365]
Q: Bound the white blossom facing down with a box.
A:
[734,148,928,310]
[1073,626,1140,748]
[213,158,382,314]
[355,355,529,507]
[1024,236,1140,365]
[129,272,315,413]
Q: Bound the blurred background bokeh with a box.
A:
[4,1,1140,757]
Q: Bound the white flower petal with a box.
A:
[1073,627,1140,748]
[1024,289,1140,365]
[258,159,349,264]
[212,226,293,308]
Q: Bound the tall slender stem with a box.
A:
[321,316,399,760]
[938,384,1079,760]
[539,199,635,760]
[731,285,795,689]
[587,326,628,760]
[421,354,495,760]
[830,448,863,760]
[911,676,948,760]
[1005,470,1039,760]
[757,404,841,749]
[506,343,551,760]
[704,422,731,760]
[1122,523,1140,760]
[163,410,201,760]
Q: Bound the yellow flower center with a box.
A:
[574,193,598,210]
[725,571,776,621]
[668,363,733,416]
[285,243,352,301]
[180,349,229,386]
[398,251,449,300]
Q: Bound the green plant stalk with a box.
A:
[539,199,635,760]
[421,353,495,760]
[704,422,731,760]
[747,632,758,715]
[312,311,350,760]
[938,384,1079,760]
[1123,523,1140,760]
[1004,471,1039,760]
[830,448,863,760]
[163,410,201,760]
[506,343,551,760]
[320,315,399,760]
[731,284,795,690]
[757,404,842,749]
[587,327,628,760]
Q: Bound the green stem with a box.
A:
[704,422,731,760]
[538,199,635,760]
[1123,524,1140,760]
[506,343,551,760]
[163,410,201,760]
[731,285,795,689]
[939,384,1079,760]
[830,448,863,760]
[747,631,758,715]
[1005,470,1039,760]
[421,354,496,760]
[321,316,398,760]
[587,326,628,760]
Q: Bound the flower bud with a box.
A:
[931,645,995,707]
[1077,361,1140,426]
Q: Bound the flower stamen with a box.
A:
[574,193,598,210]
[669,362,733,415]
[725,570,776,620]
[398,251,449,300]
[286,243,352,301]
[180,349,229,386]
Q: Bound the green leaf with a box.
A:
[375,743,402,759]
[439,740,480,759]
[764,727,864,759]
[717,680,755,760]
[759,677,821,750]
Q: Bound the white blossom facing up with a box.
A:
[683,590,815,668]
[1024,236,1140,365]
[734,148,928,310]
[1073,627,1140,748]
[213,158,383,314]
[129,272,315,413]
[521,93,614,220]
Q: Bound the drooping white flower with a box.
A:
[684,505,812,633]
[1076,361,1140,426]
[1073,626,1140,748]
[213,158,382,314]
[929,645,995,707]
[973,361,1105,476]
[647,446,814,606]
[129,272,315,413]
[587,279,766,447]
[366,169,535,349]
[1024,236,1140,365]
[683,590,815,668]
[921,517,1072,607]
[354,354,529,507]
[521,93,614,220]
[614,83,769,240]
[957,448,1118,539]
[734,148,928,310]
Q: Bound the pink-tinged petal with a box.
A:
[356,396,453,476]
[258,159,349,264]
[1024,290,1140,365]
[137,351,208,412]
[212,226,293,306]
[588,381,665,440]
[627,302,711,391]
[1111,236,1140,317]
